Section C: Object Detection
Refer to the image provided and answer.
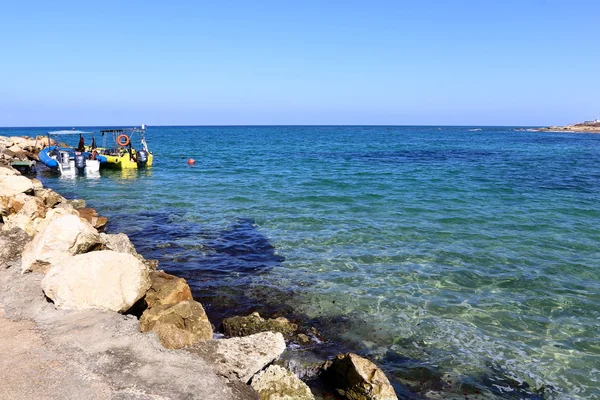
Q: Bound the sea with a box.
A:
[3,126,599,399]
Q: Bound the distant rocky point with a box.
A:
[536,119,600,133]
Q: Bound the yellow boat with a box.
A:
[94,125,154,170]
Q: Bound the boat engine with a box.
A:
[75,154,86,173]
[60,151,70,167]
[137,150,148,166]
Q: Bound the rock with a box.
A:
[30,178,43,191]
[1,194,47,235]
[41,250,151,312]
[251,365,315,400]
[0,227,31,268]
[0,175,34,197]
[100,232,139,255]
[186,331,287,383]
[222,312,298,338]
[21,214,102,273]
[0,166,18,176]
[275,350,328,381]
[34,188,65,208]
[326,353,398,400]
[67,199,86,209]
[78,208,108,231]
[139,300,213,349]
[145,270,193,308]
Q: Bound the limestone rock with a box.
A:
[145,270,193,308]
[21,214,101,273]
[34,188,65,208]
[67,198,86,209]
[222,312,298,338]
[251,365,315,400]
[78,208,108,231]
[326,353,398,400]
[2,194,47,235]
[0,175,34,197]
[140,300,212,349]
[0,166,18,176]
[275,350,328,381]
[0,227,31,268]
[100,232,139,256]
[186,331,287,383]
[41,250,151,312]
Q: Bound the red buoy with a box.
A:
[187,158,195,165]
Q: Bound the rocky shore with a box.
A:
[535,120,600,133]
[0,134,399,400]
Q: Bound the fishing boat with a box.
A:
[95,125,153,169]
[38,130,101,177]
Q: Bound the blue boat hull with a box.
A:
[39,146,59,168]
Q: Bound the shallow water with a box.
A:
[6,125,600,399]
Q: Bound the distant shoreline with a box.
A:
[534,121,600,133]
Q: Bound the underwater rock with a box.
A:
[186,331,286,383]
[139,300,212,349]
[21,214,101,273]
[222,312,298,339]
[251,365,315,400]
[42,250,150,312]
[326,353,398,400]
[145,270,193,308]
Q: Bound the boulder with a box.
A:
[251,365,315,400]
[9,137,29,148]
[77,207,108,231]
[67,198,86,209]
[1,194,47,235]
[0,227,31,269]
[186,331,286,383]
[0,166,18,176]
[145,270,193,308]
[0,175,34,197]
[275,350,328,381]
[21,214,101,273]
[41,250,151,312]
[326,353,398,400]
[34,188,65,208]
[139,300,213,349]
[222,312,298,338]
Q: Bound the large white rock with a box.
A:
[41,250,151,312]
[0,175,34,197]
[0,166,19,176]
[186,331,287,383]
[21,214,101,273]
[1,194,47,235]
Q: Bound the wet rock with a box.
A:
[186,331,286,383]
[77,208,108,231]
[0,175,34,197]
[2,194,47,235]
[139,300,212,349]
[34,188,65,208]
[41,250,151,312]
[275,350,328,381]
[222,312,298,338]
[21,214,102,273]
[326,353,398,400]
[145,270,193,308]
[251,365,315,400]
[0,227,31,269]
[100,232,137,255]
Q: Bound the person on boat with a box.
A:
[77,134,85,152]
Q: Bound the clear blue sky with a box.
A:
[1,0,599,126]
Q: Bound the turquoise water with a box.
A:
[5,126,600,399]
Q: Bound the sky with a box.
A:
[1,0,599,126]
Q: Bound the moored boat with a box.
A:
[38,130,101,177]
[95,125,153,169]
